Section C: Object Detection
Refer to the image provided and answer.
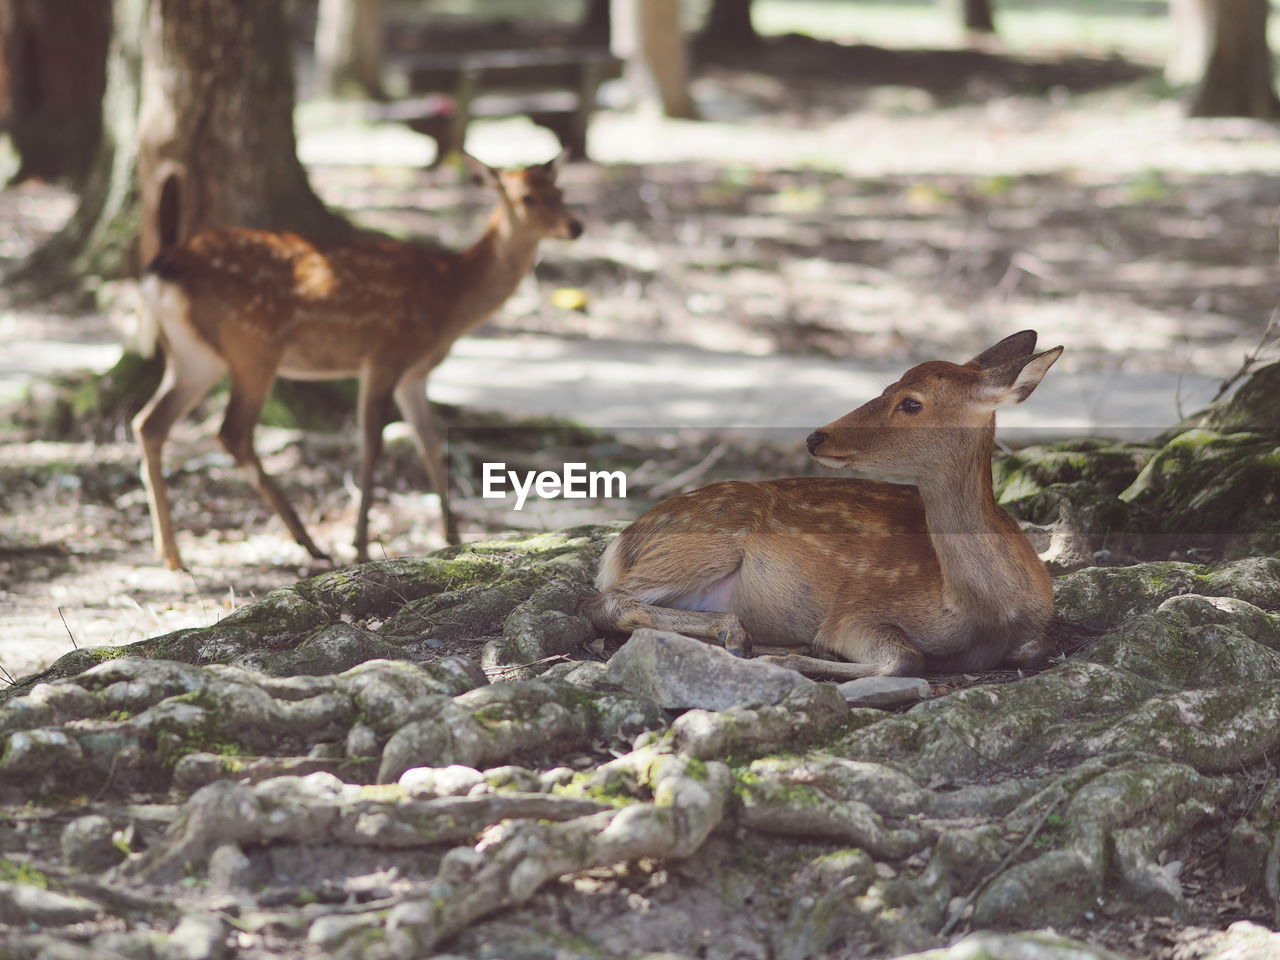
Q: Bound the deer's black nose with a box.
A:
[806,430,827,455]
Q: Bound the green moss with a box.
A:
[149,701,249,764]
[1119,431,1280,549]
[360,783,404,802]
[0,857,51,888]
[1127,168,1171,203]
[993,440,1150,503]
[466,532,580,555]
[555,771,640,809]
[1053,562,1213,630]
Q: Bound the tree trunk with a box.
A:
[944,0,997,35]
[1186,0,1280,118]
[314,0,385,99]
[611,0,696,119]
[137,0,350,268]
[3,0,144,304]
[0,0,110,184]
[696,0,762,53]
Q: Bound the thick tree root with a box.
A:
[3,541,1280,957]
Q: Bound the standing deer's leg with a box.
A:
[132,335,227,571]
[353,366,400,562]
[812,615,924,677]
[394,374,460,546]
[218,367,330,562]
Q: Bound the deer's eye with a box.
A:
[896,397,923,414]
[522,195,539,207]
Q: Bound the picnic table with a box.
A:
[374,47,623,164]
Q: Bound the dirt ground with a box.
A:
[2,42,1279,686]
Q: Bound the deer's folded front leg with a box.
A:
[582,592,752,657]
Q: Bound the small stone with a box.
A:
[538,767,576,791]
[607,629,814,710]
[166,912,230,960]
[346,723,380,759]
[541,660,611,689]
[61,815,123,872]
[172,753,243,793]
[206,842,252,893]
[399,764,485,798]
[483,765,541,792]
[836,676,930,708]
[93,930,168,959]
[308,913,381,949]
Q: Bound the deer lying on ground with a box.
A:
[133,153,581,570]
[585,331,1062,678]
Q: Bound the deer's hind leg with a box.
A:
[132,325,227,570]
[218,359,329,562]
[583,534,752,655]
[811,613,924,677]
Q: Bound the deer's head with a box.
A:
[806,331,1063,482]
[464,151,583,241]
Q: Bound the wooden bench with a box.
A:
[374,48,623,164]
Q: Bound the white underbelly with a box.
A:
[277,364,361,381]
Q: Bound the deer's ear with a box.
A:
[982,346,1063,406]
[532,149,570,181]
[967,330,1039,370]
[461,152,502,190]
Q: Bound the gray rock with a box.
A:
[91,930,168,960]
[399,764,485,798]
[837,676,931,708]
[376,679,664,783]
[541,660,612,689]
[607,629,815,710]
[307,913,382,951]
[164,913,230,960]
[482,765,543,792]
[538,766,576,791]
[206,842,252,893]
[907,930,1129,959]
[1198,922,1280,960]
[346,723,381,759]
[235,622,408,677]
[493,579,598,667]
[61,814,123,872]
[0,881,102,926]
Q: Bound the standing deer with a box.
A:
[133,152,581,570]
[585,331,1062,677]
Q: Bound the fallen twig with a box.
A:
[937,792,1066,938]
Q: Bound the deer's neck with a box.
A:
[915,429,1026,618]
[447,212,541,337]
